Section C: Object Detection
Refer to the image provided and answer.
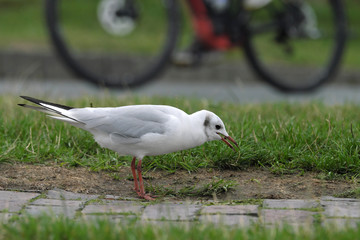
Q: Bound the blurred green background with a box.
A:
[0,0,358,70]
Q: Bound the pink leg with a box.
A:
[131,157,139,193]
[137,159,155,201]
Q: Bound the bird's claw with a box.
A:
[135,189,156,201]
[142,194,155,201]
[137,192,156,201]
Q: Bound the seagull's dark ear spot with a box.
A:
[203,117,210,127]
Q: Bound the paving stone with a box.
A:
[321,199,360,207]
[201,205,258,216]
[103,195,138,201]
[322,218,360,229]
[82,201,144,214]
[139,220,194,228]
[103,195,122,200]
[82,214,138,223]
[0,191,39,212]
[321,196,360,202]
[263,199,320,209]
[320,198,360,218]
[260,209,315,226]
[24,198,84,218]
[31,199,84,208]
[47,189,99,201]
[142,203,202,221]
[199,214,258,226]
[323,204,360,218]
[24,205,79,218]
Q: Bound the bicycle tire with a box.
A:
[242,0,347,92]
[45,0,180,88]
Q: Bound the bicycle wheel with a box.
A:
[45,0,180,88]
[242,0,347,92]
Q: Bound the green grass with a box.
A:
[0,0,47,51]
[1,214,360,240]
[335,187,360,199]
[1,95,360,180]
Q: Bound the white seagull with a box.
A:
[19,96,238,200]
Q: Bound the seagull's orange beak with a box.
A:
[217,132,239,152]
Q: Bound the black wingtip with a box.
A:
[20,96,31,100]
[20,96,42,105]
[18,103,25,107]
[19,96,73,110]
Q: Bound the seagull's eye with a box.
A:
[215,125,221,130]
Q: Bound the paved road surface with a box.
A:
[2,77,360,104]
[1,50,360,104]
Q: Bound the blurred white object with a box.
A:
[298,2,321,39]
[244,0,272,10]
[207,0,271,11]
[97,0,135,36]
[206,0,229,12]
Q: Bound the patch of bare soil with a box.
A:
[0,163,356,200]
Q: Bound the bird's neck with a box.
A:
[188,111,209,145]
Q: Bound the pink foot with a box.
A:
[141,193,156,201]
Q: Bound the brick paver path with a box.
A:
[1,189,359,228]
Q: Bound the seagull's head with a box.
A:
[201,111,239,151]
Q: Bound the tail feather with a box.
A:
[49,115,79,124]
[20,96,73,110]
[19,96,82,124]
[18,104,61,115]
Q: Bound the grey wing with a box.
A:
[70,107,171,144]
[109,116,167,144]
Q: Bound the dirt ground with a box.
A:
[0,163,356,200]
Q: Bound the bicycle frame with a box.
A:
[186,0,235,50]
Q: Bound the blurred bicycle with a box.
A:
[45,0,347,92]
